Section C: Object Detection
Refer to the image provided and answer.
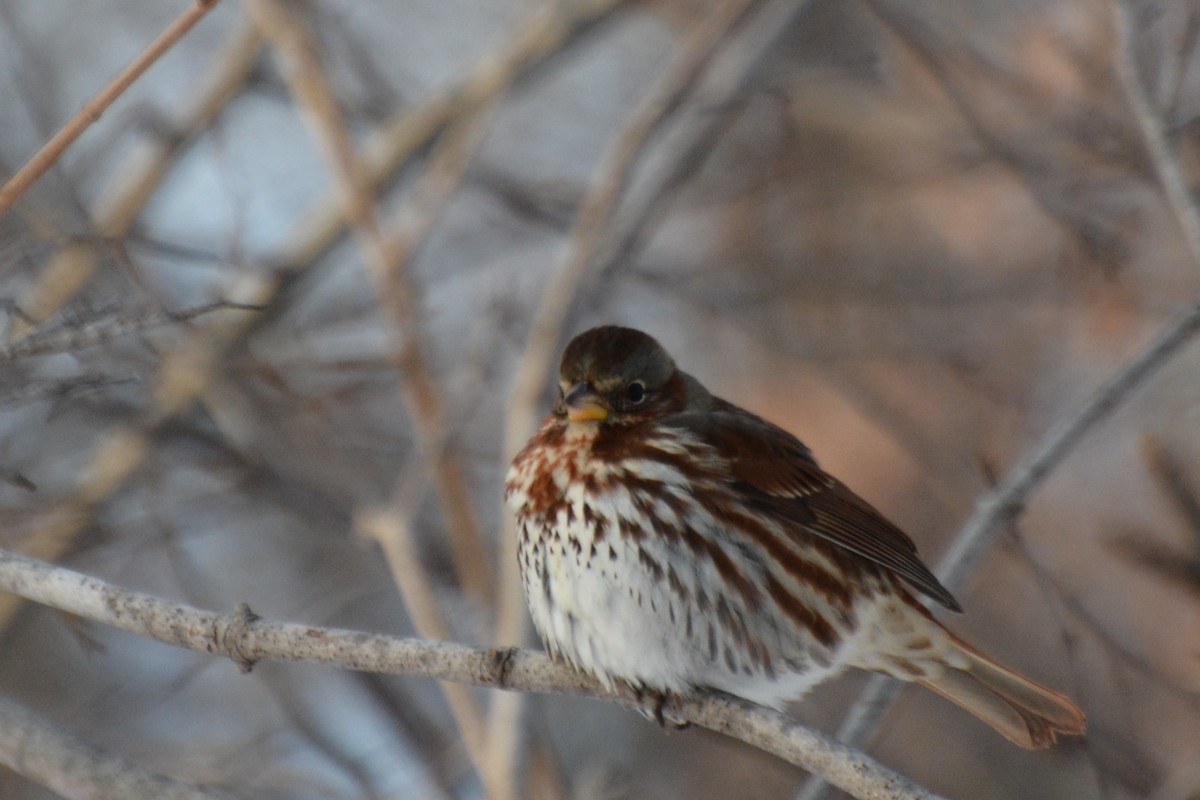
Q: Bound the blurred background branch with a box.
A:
[0,0,221,219]
[0,694,236,800]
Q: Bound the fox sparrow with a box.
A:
[506,325,1085,748]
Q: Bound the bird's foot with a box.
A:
[632,687,690,729]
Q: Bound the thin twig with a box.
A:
[1114,4,1200,278]
[0,547,947,800]
[246,0,495,606]
[0,694,236,800]
[271,0,626,271]
[357,503,494,794]
[246,3,510,795]
[5,17,261,340]
[0,271,282,631]
[939,312,1200,582]
[0,302,258,363]
[797,303,1200,800]
[0,0,221,218]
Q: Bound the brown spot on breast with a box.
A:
[666,565,690,602]
[618,517,644,542]
[637,547,664,581]
[581,504,606,542]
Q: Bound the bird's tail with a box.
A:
[917,631,1086,749]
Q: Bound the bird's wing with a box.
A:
[668,405,961,611]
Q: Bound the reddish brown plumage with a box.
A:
[506,325,1085,748]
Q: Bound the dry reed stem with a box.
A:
[244,1,508,794]
[0,0,221,220]
[381,93,504,609]
[243,0,493,607]
[356,508,493,790]
[271,0,625,271]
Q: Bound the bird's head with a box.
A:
[555,326,693,426]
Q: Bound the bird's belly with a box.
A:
[517,512,856,705]
[520,514,702,694]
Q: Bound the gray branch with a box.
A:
[0,547,946,800]
[0,693,236,800]
[798,303,1200,799]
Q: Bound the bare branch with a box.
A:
[938,304,1200,586]
[357,507,493,789]
[3,19,260,339]
[799,303,1200,799]
[0,302,258,363]
[0,547,946,800]
[246,0,495,605]
[271,0,627,271]
[0,0,222,219]
[0,693,235,800]
[1114,4,1200,277]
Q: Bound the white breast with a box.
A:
[506,420,858,705]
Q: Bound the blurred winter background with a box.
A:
[1,0,1199,798]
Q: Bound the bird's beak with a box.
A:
[563,381,608,423]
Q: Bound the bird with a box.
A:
[505,325,1086,748]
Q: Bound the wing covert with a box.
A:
[667,404,961,611]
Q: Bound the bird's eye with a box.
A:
[625,381,646,406]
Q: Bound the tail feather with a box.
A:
[919,635,1086,749]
